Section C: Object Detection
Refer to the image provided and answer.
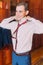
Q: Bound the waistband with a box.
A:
[13,50,30,56]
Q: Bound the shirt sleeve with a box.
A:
[0,19,8,28]
[0,16,16,29]
[33,18,43,34]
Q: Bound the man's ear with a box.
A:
[26,10,29,15]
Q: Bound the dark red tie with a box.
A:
[15,22,20,49]
[13,21,27,50]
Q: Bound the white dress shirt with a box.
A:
[0,16,43,54]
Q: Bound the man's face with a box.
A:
[16,5,28,20]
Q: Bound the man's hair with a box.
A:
[16,2,29,11]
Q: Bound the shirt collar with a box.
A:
[19,16,32,24]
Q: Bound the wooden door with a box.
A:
[29,0,43,22]
[39,0,43,22]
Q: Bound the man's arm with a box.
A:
[0,16,17,28]
[26,16,43,34]
[33,18,43,34]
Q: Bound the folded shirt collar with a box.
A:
[19,16,32,24]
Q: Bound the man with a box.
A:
[0,2,43,65]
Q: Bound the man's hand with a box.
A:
[26,16,31,20]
